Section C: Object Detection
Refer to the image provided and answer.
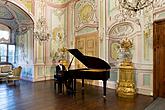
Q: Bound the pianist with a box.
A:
[55,60,66,94]
[55,60,73,95]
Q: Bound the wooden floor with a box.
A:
[0,80,153,110]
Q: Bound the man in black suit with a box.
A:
[55,60,66,94]
[55,59,73,95]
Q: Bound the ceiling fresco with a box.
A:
[0,1,33,32]
[0,0,34,44]
[0,5,14,20]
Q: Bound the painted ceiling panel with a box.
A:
[8,2,32,22]
[0,0,34,42]
[0,5,14,20]
[0,1,33,30]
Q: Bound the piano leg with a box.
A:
[73,78,76,92]
[82,78,84,90]
[103,80,107,97]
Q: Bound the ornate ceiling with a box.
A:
[0,0,33,34]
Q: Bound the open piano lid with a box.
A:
[68,49,111,69]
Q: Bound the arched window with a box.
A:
[0,24,15,63]
[0,24,10,43]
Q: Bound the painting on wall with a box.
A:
[74,0,98,32]
[111,42,120,60]
[49,7,66,61]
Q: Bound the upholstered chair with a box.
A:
[0,65,12,80]
[6,66,22,85]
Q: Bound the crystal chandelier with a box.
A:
[118,0,153,12]
[34,16,50,42]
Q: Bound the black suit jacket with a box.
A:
[56,64,66,75]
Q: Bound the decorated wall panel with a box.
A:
[74,0,98,34]
[34,1,68,81]
[47,6,66,62]
[16,29,34,81]
[106,0,153,95]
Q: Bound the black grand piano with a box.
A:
[64,49,111,97]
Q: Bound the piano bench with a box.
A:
[54,79,65,94]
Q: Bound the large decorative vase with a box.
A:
[116,37,136,98]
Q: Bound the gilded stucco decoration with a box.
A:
[108,21,135,62]
[75,0,98,31]
[19,0,33,13]
[109,22,134,38]
[143,9,153,61]
[153,0,165,9]
[111,43,120,60]
[79,4,93,23]
[153,0,165,21]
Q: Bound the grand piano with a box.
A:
[64,49,111,97]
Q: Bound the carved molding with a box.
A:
[109,22,134,38]
[74,0,98,32]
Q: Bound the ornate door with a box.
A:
[154,20,165,98]
[75,32,99,68]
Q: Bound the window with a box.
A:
[0,44,7,62]
[0,24,15,63]
[8,45,15,63]
[0,44,15,63]
[0,24,10,43]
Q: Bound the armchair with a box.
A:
[6,66,22,85]
[0,65,12,81]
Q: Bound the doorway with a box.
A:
[153,20,165,98]
[75,32,99,68]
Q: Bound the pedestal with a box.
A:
[116,63,136,98]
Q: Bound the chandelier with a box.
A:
[34,16,50,42]
[118,0,153,12]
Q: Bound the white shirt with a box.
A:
[59,64,63,71]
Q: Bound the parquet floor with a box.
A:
[0,80,153,110]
